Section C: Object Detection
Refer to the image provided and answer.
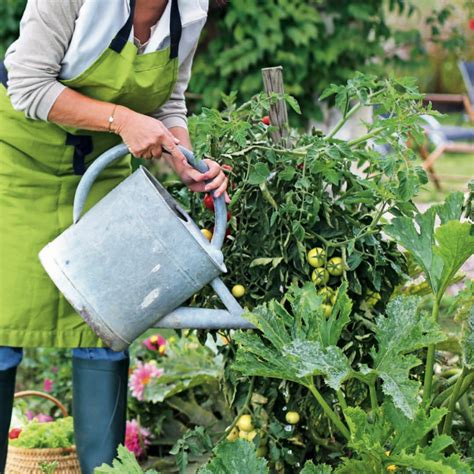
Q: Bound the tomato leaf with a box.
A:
[248,163,271,185]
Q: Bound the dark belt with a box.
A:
[65,133,93,176]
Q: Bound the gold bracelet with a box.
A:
[107,104,118,133]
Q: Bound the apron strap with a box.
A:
[66,133,93,175]
[169,0,182,59]
[109,0,136,53]
[109,0,182,58]
[0,60,8,87]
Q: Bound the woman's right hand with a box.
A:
[113,106,187,164]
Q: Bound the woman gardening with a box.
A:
[0,0,227,472]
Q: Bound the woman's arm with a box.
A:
[4,0,82,120]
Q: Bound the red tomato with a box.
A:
[262,115,270,125]
[203,194,214,211]
[9,428,22,440]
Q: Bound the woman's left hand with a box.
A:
[178,159,228,198]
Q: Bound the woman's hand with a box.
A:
[173,158,229,198]
[113,106,187,164]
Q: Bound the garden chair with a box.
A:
[458,60,474,123]
[418,114,474,190]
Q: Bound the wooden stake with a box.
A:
[262,66,289,147]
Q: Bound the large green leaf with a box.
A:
[386,193,474,298]
[232,331,302,383]
[233,283,352,386]
[432,221,474,297]
[145,347,223,403]
[383,401,448,452]
[368,297,445,418]
[338,403,469,473]
[198,440,269,474]
[94,445,160,474]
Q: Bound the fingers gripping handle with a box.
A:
[72,143,227,250]
[177,146,227,250]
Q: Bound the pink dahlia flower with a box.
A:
[143,334,167,355]
[129,361,163,401]
[125,419,151,458]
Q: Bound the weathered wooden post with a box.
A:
[261,66,289,147]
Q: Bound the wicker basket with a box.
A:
[6,390,81,474]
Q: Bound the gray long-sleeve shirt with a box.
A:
[4,0,208,129]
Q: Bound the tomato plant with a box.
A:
[160,75,474,472]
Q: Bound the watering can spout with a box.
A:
[155,277,253,330]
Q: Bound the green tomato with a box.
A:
[318,287,334,303]
[256,446,268,457]
[307,247,326,268]
[226,427,239,442]
[285,411,300,424]
[321,304,332,318]
[311,268,329,286]
[327,257,344,276]
[236,415,254,432]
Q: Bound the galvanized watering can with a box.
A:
[39,143,253,351]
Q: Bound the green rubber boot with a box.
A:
[72,358,129,474]
[0,367,16,473]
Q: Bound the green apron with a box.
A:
[0,0,182,348]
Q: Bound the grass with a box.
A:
[414,113,473,204]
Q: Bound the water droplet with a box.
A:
[284,425,292,432]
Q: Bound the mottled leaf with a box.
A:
[284,340,352,390]
[369,297,445,418]
[198,440,269,474]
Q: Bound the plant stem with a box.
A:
[443,367,468,435]
[307,383,350,440]
[347,127,384,147]
[457,394,474,432]
[326,102,362,140]
[422,298,440,407]
[337,389,348,411]
[369,382,378,411]
[259,182,278,210]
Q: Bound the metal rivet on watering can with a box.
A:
[39,143,254,351]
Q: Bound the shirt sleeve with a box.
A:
[4,0,82,121]
[150,41,199,130]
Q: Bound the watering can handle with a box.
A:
[72,143,227,250]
